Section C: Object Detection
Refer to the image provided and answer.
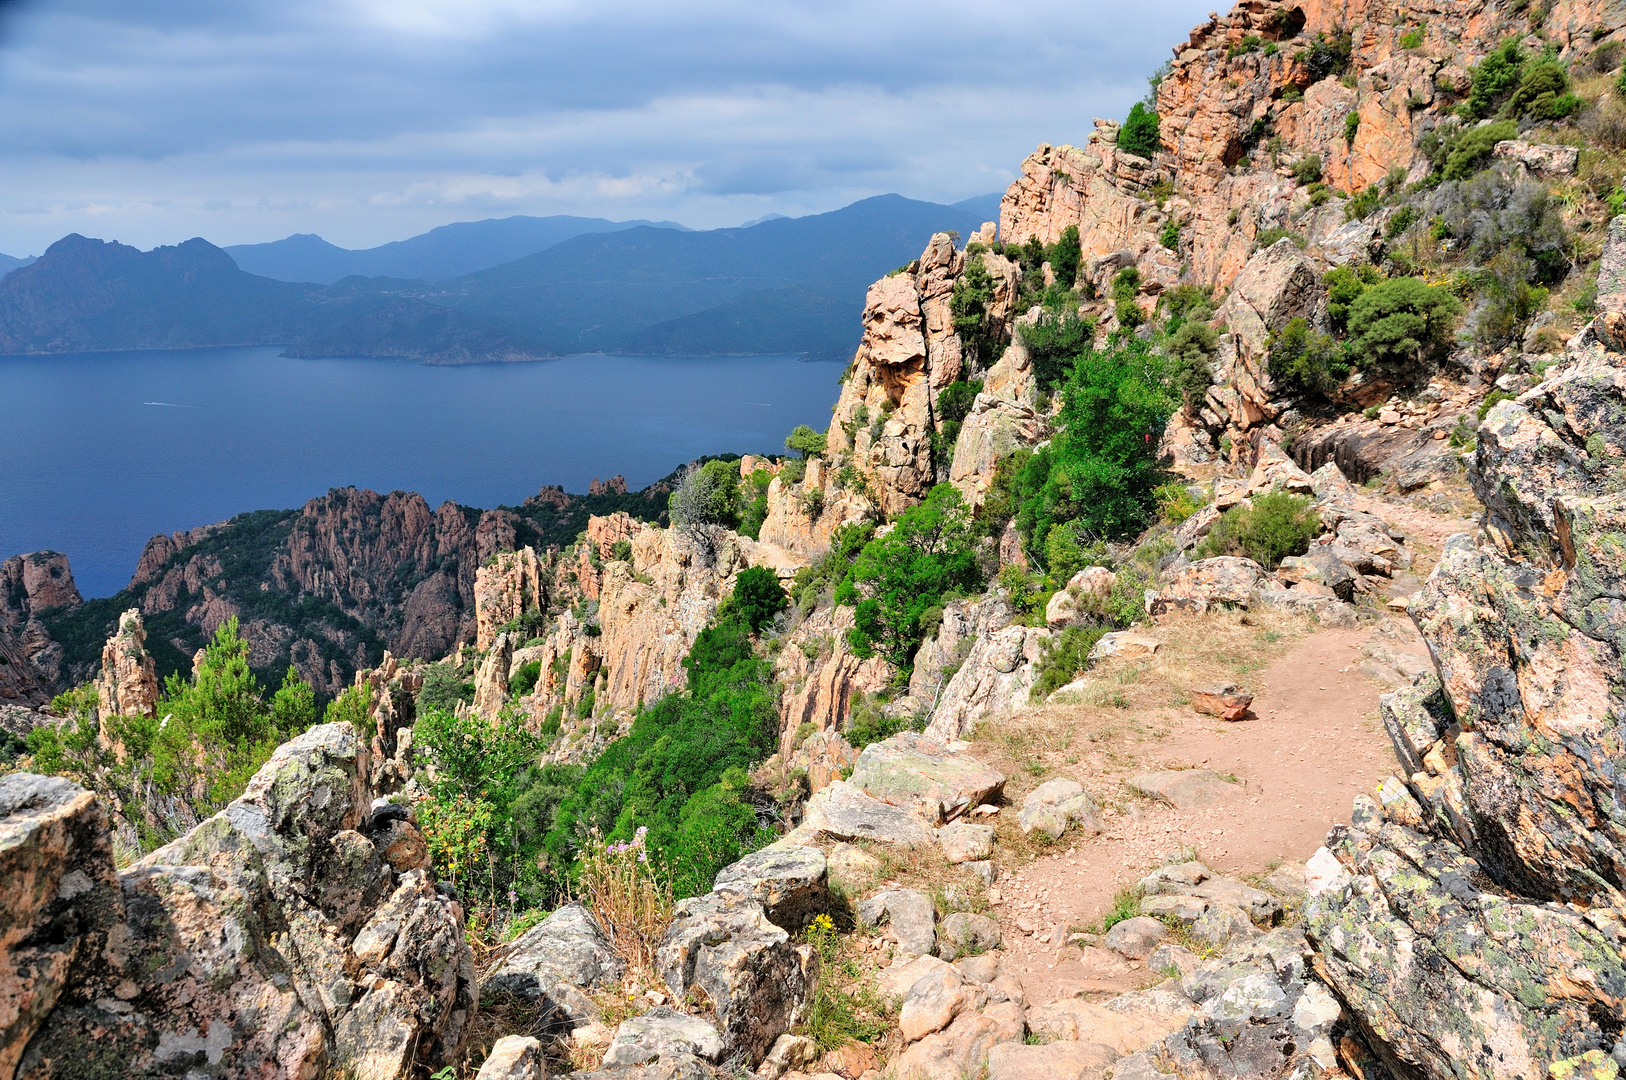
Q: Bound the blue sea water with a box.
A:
[0,347,842,597]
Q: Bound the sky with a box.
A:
[0,0,1205,255]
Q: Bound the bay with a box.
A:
[0,347,841,597]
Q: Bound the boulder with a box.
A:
[936,821,996,864]
[1127,769,1240,811]
[1086,632,1162,664]
[846,733,1006,825]
[1249,587,1359,627]
[7,724,477,1080]
[1150,557,1266,616]
[1024,988,1194,1053]
[985,1039,1120,1080]
[1189,904,1262,951]
[1491,139,1579,177]
[855,888,937,957]
[898,964,971,1041]
[1308,462,1356,501]
[893,1000,1025,1080]
[1214,239,1321,352]
[758,1033,820,1080]
[486,902,625,1028]
[657,893,815,1065]
[1102,916,1167,960]
[875,954,956,1000]
[1017,779,1103,840]
[925,625,1050,741]
[712,845,828,930]
[938,913,1002,957]
[793,781,936,846]
[1189,683,1252,720]
[602,1008,725,1067]
[476,1035,545,1079]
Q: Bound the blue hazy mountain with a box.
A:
[225,215,688,284]
[0,193,1005,361]
[0,252,37,275]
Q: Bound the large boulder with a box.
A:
[1149,557,1266,616]
[656,892,815,1065]
[712,845,828,930]
[1213,239,1321,353]
[485,902,625,1028]
[1017,778,1103,840]
[856,888,938,957]
[925,624,1050,741]
[8,723,476,1080]
[791,780,936,846]
[847,733,1006,825]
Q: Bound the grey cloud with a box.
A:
[0,0,1207,252]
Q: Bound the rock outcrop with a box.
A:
[0,552,81,705]
[1305,285,1626,1077]
[93,609,158,723]
[3,723,476,1079]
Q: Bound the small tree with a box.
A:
[1119,102,1162,157]
[784,426,827,459]
[668,460,741,531]
[835,485,983,675]
[725,565,789,633]
[1345,277,1461,371]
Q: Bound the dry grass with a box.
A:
[575,830,674,981]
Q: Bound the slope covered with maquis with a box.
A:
[13,0,1626,1076]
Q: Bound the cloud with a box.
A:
[0,0,1204,252]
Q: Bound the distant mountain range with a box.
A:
[0,253,36,274]
[225,214,689,284]
[0,192,1002,362]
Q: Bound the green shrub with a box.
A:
[937,380,983,425]
[1324,264,1384,330]
[1155,482,1200,525]
[1441,120,1519,179]
[1019,306,1097,393]
[1268,317,1348,397]
[1463,38,1526,119]
[836,485,982,676]
[1291,154,1323,185]
[1119,102,1162,157]
[1255,227,1305,250]
[1345,277,1462,371]
[845,691,922,750]
[1506,55,1580,119]
[1009,335,1177,554]
[1047,225,1083,289]
[1043,522,1109,588]
[1030,625,1110,702]
[1196,491,1321,568]
[785,425,827,459]
[510,660,543,697]
[1167,320,1218,406]
[1159,218,1181,250]
[669,459,742,531]
[1227,34,1263,58]
[739,467,774,541]
[724,565,789,632]
[1478,388,1515,420]
[1399,27,1424,49]
[1301,30,1353,82]
[1385,205,1419,238]
[1344,110,1362,146]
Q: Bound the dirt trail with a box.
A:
[989,621,1420,1001]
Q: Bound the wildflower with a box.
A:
[812,913,835,934]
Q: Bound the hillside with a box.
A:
[16,0,1626,1078]
[224,213,689,284]
[0,251,34,275]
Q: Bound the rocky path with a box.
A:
[988,621,1408,1002]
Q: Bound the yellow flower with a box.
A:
[812,914,835,933]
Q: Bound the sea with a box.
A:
[0,346,841,597]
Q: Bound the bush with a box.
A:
[845,692,922,750]
[1043,522,1109,588]
[1291,154,1323,185]
[1345,277,1463,370]
[1441,120,1519,180]
[836,485,983,676]
[1463,38,1526,119]
[1166,320,1218,405]
[543,614,778,901]
[1048,225,1083,289]
[724,565,789,632]
[1429,169,1570,282]
[1019,306,1096,393]
[1010,336,1177,554]
[1505,54,1580,121]
[1119,102,1162,157]
[1030,625,1110,702]
[1256,227,1306,249]
[1196,491,1321,568]
[669,459,741,531]
[937,379,983,425]
[1112,266,1145,328]
[1159,218,1181,250]
[1344,110,1362,146]
[1399,27,1424,49]
[418,660,474,712]
[1385,205,1419,238]
[785,425,827,459]
[738,467,774,541]
[1302,30,1353,82]
[951,257,998,363]
[1324,264,1385,331]
[1268,317,1348,397]
[510,660,542,697]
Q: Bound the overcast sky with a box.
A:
[0,0,1203,255]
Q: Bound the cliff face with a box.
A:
[0,553,81,707]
